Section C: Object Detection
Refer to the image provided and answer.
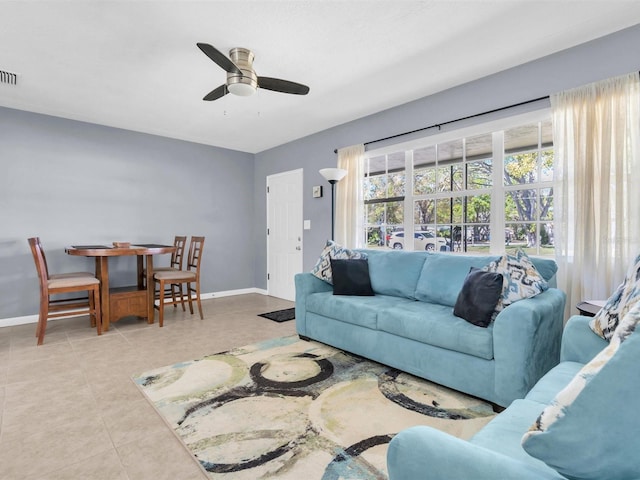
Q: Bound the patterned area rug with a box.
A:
[132,336,495,479]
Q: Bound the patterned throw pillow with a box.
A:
[589,253,640,341]
[310,240,367,285]
[483,249,548,312]
[521,302,640,478]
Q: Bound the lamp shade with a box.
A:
[319,168,347,183]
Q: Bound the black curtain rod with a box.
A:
[333,95,550,154]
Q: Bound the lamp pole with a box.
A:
[319,168,348,242]
[328,179,338,241]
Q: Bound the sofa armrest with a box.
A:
[560,315,607,364]
[387,426,562,480]
[492,288,566,405]
[294,272,332,336]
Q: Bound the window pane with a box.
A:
[414,166,436,195]
[386,201,404,225]
[540,149,553,182]
[366,227,385,248]
[540,188,553,221]
[466,225,491,253]
[505,189,538,222]
[540,223,555,250]
[365,174,387,201]
[506,222,537,248]
[465,193,491,223]
[438,164,464,192]
[388,171,406,197]
[414,199,435,224]
[366,203,384,224]
[504,152,538,185]
[436,197,463,224]
[467,159,492,189]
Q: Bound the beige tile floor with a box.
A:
[0,294,296,480]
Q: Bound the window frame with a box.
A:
[362,109,554,255]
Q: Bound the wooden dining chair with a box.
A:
[28,237,102,345]
[140,235,187,308]
[153,236,205,327]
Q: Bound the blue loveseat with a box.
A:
[387,314,640,479]
[294,250,566,408]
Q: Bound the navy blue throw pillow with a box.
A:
[330,258,375,296]
[453,267,503,327]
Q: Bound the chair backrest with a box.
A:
[186,236,205,277]
[27,237,48,293]
[171,236,187,270]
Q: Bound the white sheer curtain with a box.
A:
[335,144,365,248]
[552,72,640,316]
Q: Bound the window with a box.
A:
[503,121,554,256]
[362,112,554,256]
[364,152,405,248]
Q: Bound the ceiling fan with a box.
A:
[196,43,310,101]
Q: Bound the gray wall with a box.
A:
[1,107,254,319]
[253,24,640,289]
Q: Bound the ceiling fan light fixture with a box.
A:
[228,82,256,96]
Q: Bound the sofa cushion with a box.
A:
[377,301,494,360]
[305,291,409,330]
[415,253,499,307]
[528,256,558,285]
[330,258,374,296]
[311,240,367,285]
[469,399,561,476]
[521,304,640,480]
[589,252,640,340]
[484,249,548,312]
[524,361,584,405]
[358,249,428,300]
[454,267,504,327]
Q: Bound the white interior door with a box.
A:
[267,169,303,301]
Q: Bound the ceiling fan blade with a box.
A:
[257,77,310,95]
[203,84,228,101]
[197,43,241,75]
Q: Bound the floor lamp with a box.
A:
[319,168,348,241]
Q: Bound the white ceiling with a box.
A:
[1,1,639,154]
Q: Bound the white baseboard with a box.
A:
[0,287,270,329]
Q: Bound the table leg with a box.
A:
[96,257,110,331]
[146,254,155,324]
[137,256,144,289]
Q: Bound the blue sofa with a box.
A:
[294,250,566,408]
[386,314,628,480]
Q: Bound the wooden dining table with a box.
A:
[65,244,176,331]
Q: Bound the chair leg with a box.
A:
[36,293,48,346]
[186,282,194,315]
[93,287,102,336]
[178,284,186,311]
[170,283,178,308]
[158,280,165,327]
[195,281,203,320]
[89,292,96,328]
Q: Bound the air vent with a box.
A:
[0,70,18,86]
